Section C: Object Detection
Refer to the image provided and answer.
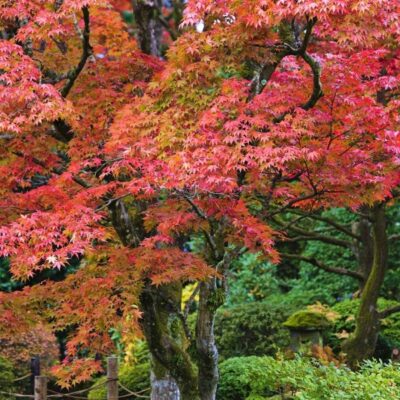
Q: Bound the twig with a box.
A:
[286,209,361,240]
[379,304,400,319]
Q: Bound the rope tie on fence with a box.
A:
[12,372,32,382]
[47,392,89,400]
[0,391,34,398]
[0,381,151,399]
[1,356,152,399]
[117,382,150,399]
[47,378,110,398]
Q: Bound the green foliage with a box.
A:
[217,356,276,400]
[0,355,15,400]
[0,258,19,292]
[119,362,151,393]
[87,376,107,400]
[283,310,331,331]
[217,356,400,400]
[331,298,399,337]
[383,204,400,299]
[262,288,331,315]
[328,298,400,357]
[214,303,290,360]
[286,208,358,305]
[88,344,150,400]
[226,253,281,306]
[87,362,150,400]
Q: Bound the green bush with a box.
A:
[225,253,281,306]
[88,343,150,400]
[87,376,107,400]
[0,355,15,400]
[217,356,400,400]
[329,298,400,357]
[88,362,150,400]
[214,302,290,360]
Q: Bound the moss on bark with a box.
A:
[343,204,388,368]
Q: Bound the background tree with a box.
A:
[275,201,400,365]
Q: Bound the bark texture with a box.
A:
[149,363,180,400]
[196,280,225,400]
[343,204,388,368]
[352,207,374,291]
[132,0,163,57]
[140,282,200,400]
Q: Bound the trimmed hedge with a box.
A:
[214,302,290,360]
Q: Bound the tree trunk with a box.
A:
[351,206,374,292]
[343,203,388,368]
[132,0,163,57]
[149,363,180,400]
[109,201,197,399]
[140,282,200,400]
[196,279,224,400]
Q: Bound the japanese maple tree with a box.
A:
[0,0,399,399]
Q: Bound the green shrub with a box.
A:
[217,356,277,400]
[217,356,400,400]
[88,343,150,400]
[87,376,107,400]
[0,355,15,400]
[88,362,150,400]
[329,298,400,357]
[214,302,290,360]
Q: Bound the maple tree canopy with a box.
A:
[0,0,399,386]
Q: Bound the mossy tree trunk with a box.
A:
[343,203,388,368]
[110,200,197,399]
[351,206,374,292]
[195,279,225,400]
[149,368,180,400]
[140,282,200,400]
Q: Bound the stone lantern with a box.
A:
[283,310,331,352]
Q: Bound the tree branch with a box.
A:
[379,304,400,319]
[280,253,365,281]
[0,133,15,140]
[273,219,353,249]
[279,234,352,248]
[60,6,92,98]
[301,51,323,110]
[287,209,361,240]
[12,150,92,189]
[180,193,219,260]
[263,190,323,218]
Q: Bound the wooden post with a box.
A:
[31,356,41,394]
[34,376,47,400]
[107,356,118,400]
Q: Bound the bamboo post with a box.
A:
[34,376,47,400]
[107,356,118,400]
